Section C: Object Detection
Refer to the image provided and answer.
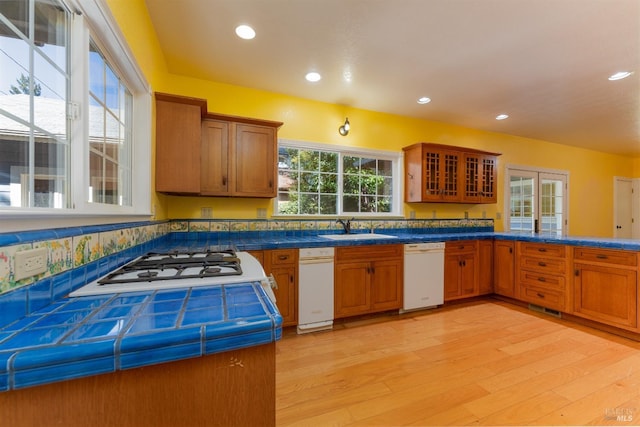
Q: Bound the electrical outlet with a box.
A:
[257,208,267,219]
[201,207,213,218]
[14,247,48,281]
[409,210,416,219]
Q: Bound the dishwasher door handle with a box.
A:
[299,258,334,265]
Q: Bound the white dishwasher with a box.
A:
[403,242,445,312]
[297,247,335,334]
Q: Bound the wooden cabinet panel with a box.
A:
[444,240,478,301]
[403,143,500,204]
[335,262,371,317]
[521,286,564,310]
[256,249,298,327]
[494,240,515,297]
[201,120,229,194]
[574,247,638,267]
[519,256,567,274]
[155,96,205,193]
[519,242,567,259]
[478,240,494,295]
[573,263,637,330]
[233,124,277,197]
[370,260,403,311]
[335,244,402,318]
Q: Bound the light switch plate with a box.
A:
[14,247,48,281]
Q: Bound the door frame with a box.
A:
[613,176,639,238]
[504,164,570,234]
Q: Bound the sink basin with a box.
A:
[320,233,398,240]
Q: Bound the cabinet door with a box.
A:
[155,99,202,193]
[444,254,462,300]
[573,263,637,330]
[494,241,515,297]
[459,253,477,296]
[480,155,498,203]
[271,266,297,326]
[335,262,371,318]
[478,240,493,295]
[201,120,229,195]
[439,149,462,202]
[370,260,402,311]
[232,124,276,197]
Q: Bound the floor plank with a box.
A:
[276,299,640,426]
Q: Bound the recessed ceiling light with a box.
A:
[417,97,431,104]
[235,25,256,40]
[496,114,509,120]
[343,71,352,83]
[305,72,321,82]
[608,71,633,81]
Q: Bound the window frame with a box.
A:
[0,0,151,222]
[275,138,403,218]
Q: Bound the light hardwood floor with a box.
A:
[275,299,640,426]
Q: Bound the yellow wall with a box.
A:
[107,0,636,238]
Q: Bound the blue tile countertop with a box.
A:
[0,283,281,391]
[2,228,640,392]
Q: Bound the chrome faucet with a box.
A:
[336,217,354,234]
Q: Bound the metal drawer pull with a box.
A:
[536,292,545,298]
[596,254,608,259]
[278,255,289,260]
[538,248,547,252]
[538,262,547,267]
[538,277,546,282]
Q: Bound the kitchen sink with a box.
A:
[320,233,398,240]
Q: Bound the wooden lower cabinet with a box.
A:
[0,343,276,427]
[478,240,493,295]
[493,240,515,297]
[334,245,403,318]
[572,247,639,331]
[248,249,298,327]
[444,240,478,301]
[516,242,568,311]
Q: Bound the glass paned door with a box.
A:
[507,168,567,234]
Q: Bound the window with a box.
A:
[0,0,150,218]
[276,140,401,216]
[506,166,568,234]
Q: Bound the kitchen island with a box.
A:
[0,282,282,427]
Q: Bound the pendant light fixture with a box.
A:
[339,117,350,136]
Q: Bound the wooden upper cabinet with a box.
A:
[403,143,500,204]
[155,94,206,194]
[155,93,282,198]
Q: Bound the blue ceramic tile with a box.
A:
[64,319,128,342]
[0,326,72,350]
[1,313,40,332]
[142,299,184,314]
[16,229,57,243]
[119,341,201,370]
[12,339,115,371]
[59,296,110,312]
[185,295,223,310]
[189,286,222,299]
[27,277,52,314]
[227,303,267,319]
[70,265,87,293]
[119,326,201,354]
[181,308,224,326]
[84,260,100,283]
[204,329,273,355]
[13,355,115,389]
[128,313,179,333]
[204,318,273,340]
[95,305,137,320]
[30,309,92,328]
[152,289,189,301]
[0,287,28,329]
[0,233,20,246]
[51,271,72,300]
[107,294,148,306]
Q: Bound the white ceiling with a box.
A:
[144,0,640,156]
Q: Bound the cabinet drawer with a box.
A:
[268,249,298,265]
[520,286,564,311]
[518,242,567,258]
[445,240,478,254]
[519,269,565,291]
[519,256,566,274]
[573,247,638,267]
[336,244,402,262]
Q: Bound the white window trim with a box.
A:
[0,0,151,225]
[504,164,570,234]
[274,138,404,218]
